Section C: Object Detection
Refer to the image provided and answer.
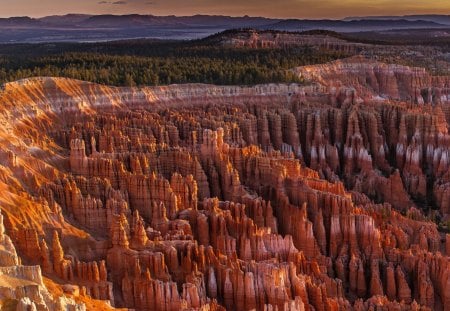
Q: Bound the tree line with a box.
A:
[0,40,348,86]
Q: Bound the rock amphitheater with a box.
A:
[0,57,449,310]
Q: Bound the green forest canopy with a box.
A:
[0,39,349,86]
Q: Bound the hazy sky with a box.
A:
[1,0,450,19]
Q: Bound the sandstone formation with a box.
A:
[0,211,86,310]
[0,56,448,310]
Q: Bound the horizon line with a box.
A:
[1,12,450,20]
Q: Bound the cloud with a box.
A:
[98,0,128,4]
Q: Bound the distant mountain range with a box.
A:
[0,14,279,29]
[268,19,443,32]
[343,14,450,26]
[0,14,449,43]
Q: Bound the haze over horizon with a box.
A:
[1,0,450,19]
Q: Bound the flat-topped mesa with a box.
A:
[218,29,366,53]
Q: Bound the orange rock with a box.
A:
[0,62,449,310]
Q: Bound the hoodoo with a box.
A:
[0,56,449,310]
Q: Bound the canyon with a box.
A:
[0,56,449,310]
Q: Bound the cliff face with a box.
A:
[0,57,449,310]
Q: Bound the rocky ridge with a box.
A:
[216,29,365,53]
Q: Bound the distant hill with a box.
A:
[0,16,43,27]
[343,14,450,26]
[0,14,279,29]
[201,28,350,45]
[78,14,279,28]
[38,14,93,26]
[0,14,448,43]
[268,19,445,32]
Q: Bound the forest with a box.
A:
[0,39,348,86]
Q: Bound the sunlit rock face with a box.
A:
[0,210,86,310]
[294,56,450,105]
[0,58,449,310]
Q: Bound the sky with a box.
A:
[0,0,450,19]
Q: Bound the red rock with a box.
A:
[0,59,449,310]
